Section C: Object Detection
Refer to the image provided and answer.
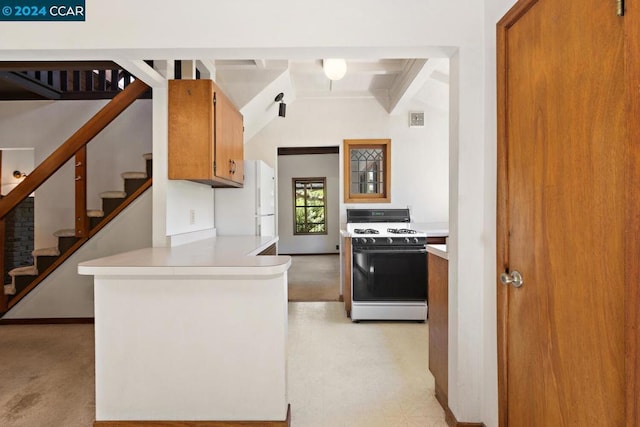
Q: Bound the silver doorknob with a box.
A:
[500,270,523,288]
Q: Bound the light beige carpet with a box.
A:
[287,254,340,302]
[0,324,95,427]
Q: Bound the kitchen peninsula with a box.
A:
[78,236,291,425]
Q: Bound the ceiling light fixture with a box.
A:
[323,59,347,80]
[275,92,286,118]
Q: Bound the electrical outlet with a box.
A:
[189,209,196,225]
[336,244,339,250]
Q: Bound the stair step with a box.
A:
[87,209,104,218]
[33,247,60,257]
[4,284,15,296]
[100,191,127,199]
[53,229,75,238]
[9,265,38,277]
[32,247,61,273]
[143,153,152,160]
[121,171,147,180]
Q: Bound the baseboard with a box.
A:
[94,405,291,427]
[0,317,94,325]
[437,392,484,427]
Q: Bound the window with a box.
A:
[293,178,327,235]
[343,139,391,203]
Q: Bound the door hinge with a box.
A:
[213,93,217,105]
[617,0,625,16]
[213,161,216,173]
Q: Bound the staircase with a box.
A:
[0,78,151,315]
[3,153,152,300]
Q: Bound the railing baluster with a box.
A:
[75,146,88,238]
[60,71,68,91]
[85,70,93,92]
[98,70,106,91]
[73,70,80,91]
[111,69,119,92]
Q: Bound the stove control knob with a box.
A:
[413,237,419,244]
[370,238,376,244]
[387,237,393,244]
[405,237,410,244]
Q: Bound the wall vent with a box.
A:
[409,111,425,128]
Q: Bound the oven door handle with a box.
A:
[353,248,428,255]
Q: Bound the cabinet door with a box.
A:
[168,80,214,180]
[213,82,244,184]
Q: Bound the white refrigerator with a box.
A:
[214,160,276,236]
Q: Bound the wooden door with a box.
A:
[497,0,635,425]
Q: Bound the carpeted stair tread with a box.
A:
[9,265,38,276]
[4,284,15,295]
[100,191,127,199]
[32,247,60,257]
[53,229,75,237]
[87,209,104,218]
[143,153,152,160]
[121,171,147,179]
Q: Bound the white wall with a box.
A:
[246,98,449,225]
[0,100,152,248]
[0,1,493,423]
[277,153,340,254]
[0,148,34,195]
[4,189,152,319]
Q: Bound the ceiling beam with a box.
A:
[115,59,167,88]
[0,71,61,99]
[387,59,438,115]
[196,60,216,79]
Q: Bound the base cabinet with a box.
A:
[168,79,244,187]
[428,252,448,407]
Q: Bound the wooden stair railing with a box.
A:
[0,79,150,313]
[0,61,152,100]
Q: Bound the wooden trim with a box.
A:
[495,3,541,425]
[4,180,151,312]
[625,0,640,425]
[292,177,328,235]
[0,79,149,219]
[343,236,352,317]
[75,146,88,238]
[93,404,291,427]
[0,317,94,325]
[496,4,512,426]
[342,139,391,203]
[278,146,339,156]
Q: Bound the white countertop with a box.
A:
[78,236,290,277]
[426,244,448,260]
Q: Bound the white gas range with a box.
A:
[346,209,429,322]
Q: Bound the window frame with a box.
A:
[343,139,391,203]
[292,177,328,235]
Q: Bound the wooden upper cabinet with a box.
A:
[168,79,244,187]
